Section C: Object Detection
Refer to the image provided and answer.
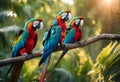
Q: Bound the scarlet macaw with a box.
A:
[7,18,43,82]
[38,10,71,82]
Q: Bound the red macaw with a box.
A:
[7,18,43,82]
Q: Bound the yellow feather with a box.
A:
[12,35,22,47]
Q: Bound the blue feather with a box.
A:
[48,27,76,72]
[64,28,76,44]
[12,31,28,57]
[12,18,38,57]
[42,26,62,59]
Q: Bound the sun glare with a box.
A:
[101,0,113,8]
[106,0,111,3]
[61,0,74,5]
[103,0,112,6]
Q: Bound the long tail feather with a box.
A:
[38,46,55,66]
[38,58,46,66]
[10,61,24,82]
[54,50,68,68]
[47,50,68,79]
[39,56,51,82]
[6,64,13,77]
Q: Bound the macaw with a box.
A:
[7,18,43,82]
[38,10,71,82]
[51,17,84,72]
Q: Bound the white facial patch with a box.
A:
[61,13,67,20]
[68,13,71,22]
[75,19,80,25]
[80,20,84,26]
[40,22,43,29]
[33,21,40,28]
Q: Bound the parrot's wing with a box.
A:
[12,29,24,47]
[42,26,62,58]
[12,30,29,57]
[52,28,75,68]
[42,29,51,46]
[64,28,76,44]
[39,25,62,81]
[38,26,62,66]
[47,28,76,77]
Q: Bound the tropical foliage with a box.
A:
[0,0,120,82]
[95,42,120,82]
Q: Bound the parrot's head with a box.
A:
[71,17,84,27]
[56,10,71,22]
[32,19,43,30]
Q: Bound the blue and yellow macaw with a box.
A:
[38,10,71,82]
[7,18,43,82]
[50,17,84,72]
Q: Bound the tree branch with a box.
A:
[0,34,120,67]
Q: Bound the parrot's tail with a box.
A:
[39,57,51,82]
[10,61,24,82]
[6,64,13,78]
[14,29,24,39]
[54,50,68,68]
[47,50,68,80]
[38,58,46,66]
[38,46,55,66]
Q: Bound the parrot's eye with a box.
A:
[80,19,84,26]
[75,19,80,27]
[33,21,43,30]
[61,13,67,20]
[61,12,71,22]
[33,21,40,29]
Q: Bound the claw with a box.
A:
[23,53,28,57]
[61,44,65,48]
[30,52,34,56]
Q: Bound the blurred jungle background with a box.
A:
[0,0,120,82]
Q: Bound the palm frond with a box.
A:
[95,41,120,82]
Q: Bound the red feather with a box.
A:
[72,23,82,42]
[57,17,67,44]
[10,22,38,82]
[20,24,38,55]
[39,57,51,82]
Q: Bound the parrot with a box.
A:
[6,18,43,82]
[49,17,84,75]
[38,10,71,82]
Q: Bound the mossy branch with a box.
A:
[0,33,120,67]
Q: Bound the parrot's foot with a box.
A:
[61,44,65,48]
[23,53,28,57]
[30,52,34,56]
